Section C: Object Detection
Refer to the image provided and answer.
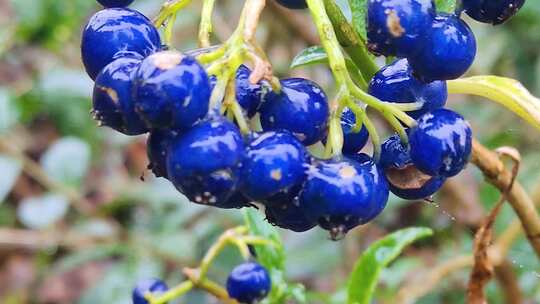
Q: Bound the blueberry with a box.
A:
[463,0,525,25]
[97,0,134,8]
[166,116,247,208]
[92,56,148,135]
[408,13,477,82]
[381,135,445,199]
[260,78,329,145]
[368,59,447,119]
[409,109,472,178]
[147,129,179,178]
[132,278,168,304]
[81,8,161,80]
[367,0,436,57]
[240,131,309,201]
[133,51,211,130]
[226,262,271,304]
[265,201,316,232]
[341,108,370,154]
[299,156,389,238]
[209,65,266,117]
[275,0,307,9]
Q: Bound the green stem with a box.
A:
[199,0,216,47]
[323,0,379,79]
[149,281,194,304]
[154,0,192,29]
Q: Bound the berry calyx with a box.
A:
[341,108,370,154]
[92,56,148,135]
[408,13,477,82]
[260,78,329,145]
[381,135,446,200]
[367,0,436,57]
[132,278,168,304]
[97,0,135,8]
[368,58,447,119]
[275,0,308,9]
[463,0,526,25]
[409,109,473,178]
[240,130,309,201]
[226,262,271,304]
[81,8,161,80]
[299,156,389,239]
[133,51,211,130]
[166,116,247,208]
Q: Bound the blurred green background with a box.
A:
[0,0,539,303]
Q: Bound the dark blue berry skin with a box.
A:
[275,0,307,9]
[265,201,316,232]
[463,0,525,25]
[132,278,168,304]
[166,116,247,208]
[409,14,477,82]
[97,0,134,8]
[368,59,447,119]
[240,131,309,201]
[92,56,148,135]
[227,262,271,304]
[367,0,436,57]
[380,135,445,200]
[299,156,389,236]
[81,8,161,80]
[133,51,211,130]
[260,78,329,145]
[341,108,369,154]
[410,109,472,178]
[209,65,266,118]
[147,129,179,178]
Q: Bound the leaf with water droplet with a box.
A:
[346,227,433,304]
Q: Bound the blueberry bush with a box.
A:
[1,0,540,303]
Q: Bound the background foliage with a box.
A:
[0,0,539,303]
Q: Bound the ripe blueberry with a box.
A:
[133,51,211,130]
[240,131,309,201]
[299,156,389,238]
[341,108,369,154]
[81,8,161,80]
[409,109,472,178]
[463,0,525,25]
[132,278,168,304]
[92,56,148,135]
[367,0,436,57]
[265,201,317,232]
[381,135,446,200]
[209,65,266,118]
[260,78,329,145]
[147,129,179,178]
[275,0,307,9]
[408,13,477,82]
[166,116,247,208]
[97,0,134,8]
[226,262,271,304]
[368,59,447,119]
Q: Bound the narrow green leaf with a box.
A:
[349,0,368,40]
[448,76,540,131]
[291,46,368,89]
[435,0,457,13]
[347,227,433,304]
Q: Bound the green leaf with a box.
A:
[347,227,433,304]
[244,209,306,304]
[435,0,457,13]
[349,0,368,40]
[0,155,22,204]
[41,137,91,187]
[448,76,540,131]
[0,89,20,134]
[17,193,69,229]
[291,46,367,88]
